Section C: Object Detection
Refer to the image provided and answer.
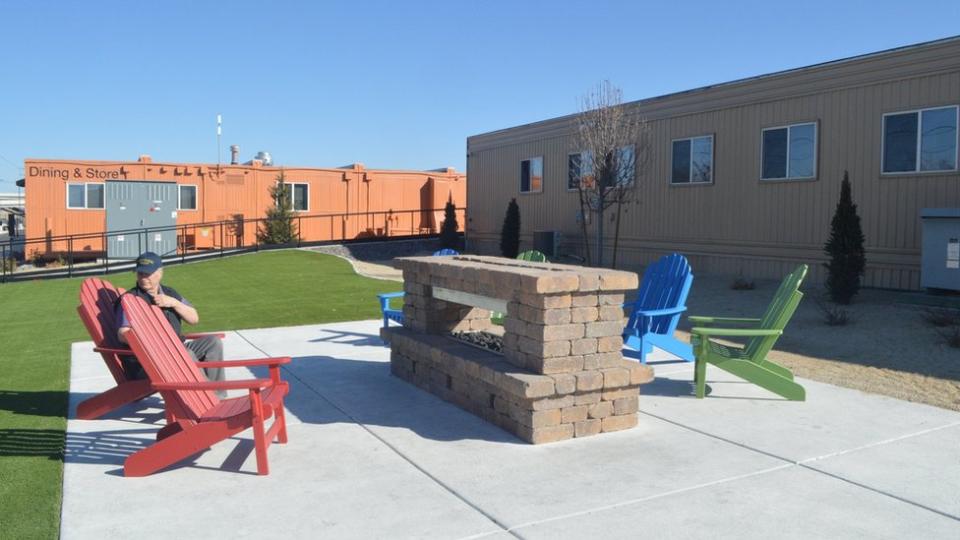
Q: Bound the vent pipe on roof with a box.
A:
[255,151,273,166]
[230,145,239,165]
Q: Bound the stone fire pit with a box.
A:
[382,255,653,444]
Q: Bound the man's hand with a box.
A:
[150,292,179,309]
[150,291,200,325]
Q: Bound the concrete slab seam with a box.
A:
[639,410,798,464]
[504,463,795,534]
[798,421,960,465]
[234,329,517,538]
[641,412,960,522]
[797,463,960,522]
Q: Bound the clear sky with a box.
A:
[0,0,958,191]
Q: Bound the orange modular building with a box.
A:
[23,156,466,257]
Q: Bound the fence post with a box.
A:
[298,216,303,247]
[68,237,74,278]
[181,226,186,264]
[103,233,109,275]
[220,222,224,257]
[1,243,6,283]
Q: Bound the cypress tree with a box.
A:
[258,170,300,244]
[439,199,460,250]
[824,171,866,304]
[500,198,520,258]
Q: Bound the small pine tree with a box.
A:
[500,198,520,258]
[823,171,866,304]
[439,199,460,250]
[258,170,300,244]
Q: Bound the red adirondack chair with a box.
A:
[120,293,291,476]
[75,277,224,420]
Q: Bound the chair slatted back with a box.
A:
[745,265,808,360]
[77,278,127,383]
[517,250,547,262]
[120,294,218,421]
[626,253,693,336]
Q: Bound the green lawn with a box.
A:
[0,250,400,539]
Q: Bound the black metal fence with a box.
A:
[0,207,466,283]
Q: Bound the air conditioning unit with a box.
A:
[533,230,561,258]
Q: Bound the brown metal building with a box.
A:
[466,37,960,290]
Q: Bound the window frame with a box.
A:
[177,184,198,211]
[289,182,309,212]
[65,182,105,210]
[760,121,818,182]
[520,156,544,194]
[881,105,959,175]
[670,134,715,186]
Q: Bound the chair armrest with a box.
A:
[687,316,762,325]
[193,357,291,369]
[94,346,131,355]
[691,327,782,337]
[184,332,226,340]
[379,292,404,311]
[152,379,274,391]
[635,306,687,318]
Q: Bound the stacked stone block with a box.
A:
[385,255,654,444]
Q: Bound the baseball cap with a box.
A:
[135,252,163,274]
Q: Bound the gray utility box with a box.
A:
[920,208,960,291]
[533,230,561,258]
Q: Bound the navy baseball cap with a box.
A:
[135,252,163,274]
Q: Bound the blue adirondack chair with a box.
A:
[622,253,694,363]
[378,248,460,328]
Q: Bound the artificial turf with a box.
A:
[0,249,401,539]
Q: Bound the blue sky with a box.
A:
[1,0,958,191]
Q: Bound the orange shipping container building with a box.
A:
[22,156,466,258]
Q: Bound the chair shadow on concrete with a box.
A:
[308,329,386,348]
[66,392,168,425]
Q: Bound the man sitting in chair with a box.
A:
[116,251,226,397]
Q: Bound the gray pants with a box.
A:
[186,335,226,398]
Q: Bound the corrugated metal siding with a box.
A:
[25,160,466,251]
[467,40,960,290]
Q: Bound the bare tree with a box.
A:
[570,81,649,267]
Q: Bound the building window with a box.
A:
[761,122,817,180]
[671,135,714,184]
[520,157,543,193]
[882,105,958,173]
[178,185,197,210]
[615,145,635,186]
[569,147,633,189]
[67,183,105,209]
[290,183,309,211]
[567,151,594,191]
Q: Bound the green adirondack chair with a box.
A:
[491,250,549,325]
[516,249,547,262]
[689,265,808,401]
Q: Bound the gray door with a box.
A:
[106,181,178,260]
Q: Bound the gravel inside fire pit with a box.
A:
[450,330,503,354]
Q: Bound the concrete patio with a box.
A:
[63,319,960,539]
